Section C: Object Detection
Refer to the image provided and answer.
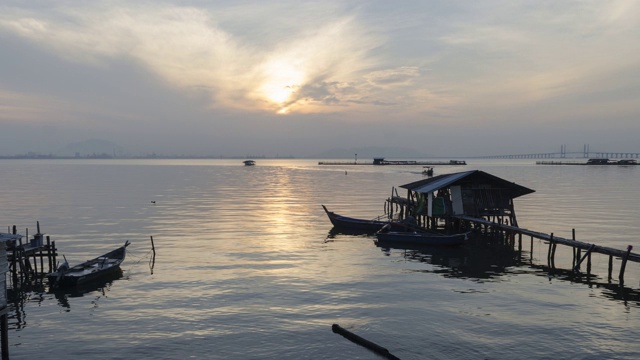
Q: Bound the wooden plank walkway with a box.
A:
[454,215,640,263]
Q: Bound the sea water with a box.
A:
[1,158,639,359]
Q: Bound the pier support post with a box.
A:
[619,245,633,285]
[530,236,533,261]
[574,244,595,272]
[518,233,522,252]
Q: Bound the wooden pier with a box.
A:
[319,158,467,166]
[454,215,639,283]
[385,170,639,285]
[7,236,58,288]
[1,223,58,359]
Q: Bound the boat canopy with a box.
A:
[399,170,535,199]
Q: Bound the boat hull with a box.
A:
[322,205,404,233]
[48,241,129,288]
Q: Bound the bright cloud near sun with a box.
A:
[0,3,397,115]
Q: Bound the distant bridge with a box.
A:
[475,145,640,159]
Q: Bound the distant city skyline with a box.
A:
[1,1,639,157]
[1,139,638,160]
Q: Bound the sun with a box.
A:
[258,58,304,109]
[263,83,296,104]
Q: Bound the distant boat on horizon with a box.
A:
[243,160,256,166]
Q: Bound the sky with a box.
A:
[1,0,639,157]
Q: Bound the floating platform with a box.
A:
[536,159,638,165]
[318,158,467,166]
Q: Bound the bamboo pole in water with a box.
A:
[331,324,400,360]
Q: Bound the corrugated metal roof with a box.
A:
[399,170,535,198]
[401,171,477,194]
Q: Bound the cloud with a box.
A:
[0,3,397,115]
[0,1,639,156]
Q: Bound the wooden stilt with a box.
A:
[518,233,522,252]
[530,236,533,261]
[574,244,595,272]
[619,245,633,285]
[608,255,613,282]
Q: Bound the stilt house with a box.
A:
[387,170,535,232]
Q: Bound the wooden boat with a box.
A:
[48,241,130,288]
[376,225,469,246]
[322,205,406,233]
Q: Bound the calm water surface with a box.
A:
[1,159,639,359]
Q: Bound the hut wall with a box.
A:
[450,186,464,214]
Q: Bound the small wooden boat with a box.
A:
[376,225,469,246]
[48,241,130,288]
[322,205,405,233]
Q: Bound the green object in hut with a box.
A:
[432,197,446,216]
[417,194,426,214]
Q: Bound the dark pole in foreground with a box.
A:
[1,310,7,360]
[332,324,401,360]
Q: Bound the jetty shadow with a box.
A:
[529,263,640,307]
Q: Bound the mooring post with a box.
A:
[547,233,554,267]
[150,236,156,256]
[608,255,613,282]
[619,245,633,285]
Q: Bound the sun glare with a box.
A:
[264,84,295,104]
[259,58,304,110]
